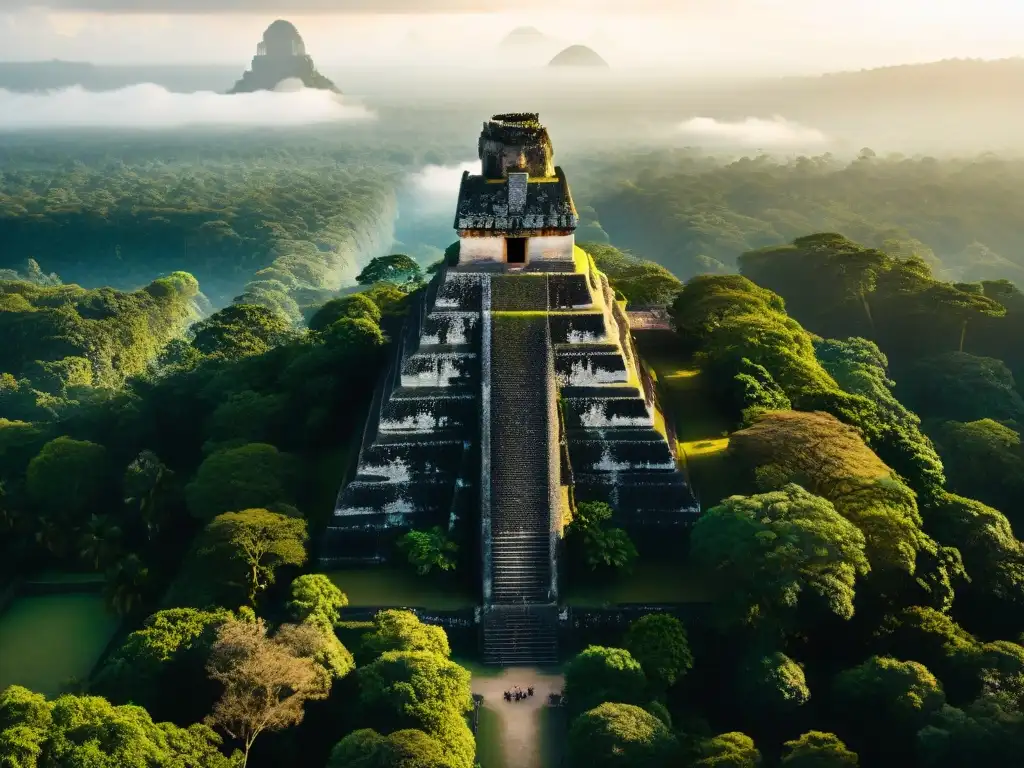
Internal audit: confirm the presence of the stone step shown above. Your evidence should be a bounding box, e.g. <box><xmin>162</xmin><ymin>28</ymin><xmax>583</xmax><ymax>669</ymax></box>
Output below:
<box><xmin>569</xmin><ymin>440</ymin><xmax>676</xmax><ymax>473</ymax></box>
<box><xmin>554</xmin><ymin>342</ymin><xmax>620</xmax><ymax>354</ymax></box>
<box><xmin>560</xmin><ymin>384</ymin><xmax>646</xmax><ymax>400</ymax></box>
<box><xmin>401</xmin><ymin>351</ymin><xmax>478</xmax><ymax>388</ymax></box>
<box><xmin>379</xmin><ymin>395</ymin><xmax>478</xmax><ymax>434</ymax></box>
<box><xmin>388</xmin><ymin>385</ymin><xmax>476</xmax><ymax>401</ymax></box>
<box><xmin>482</xmin><ymin>605</ymin><xmax>559</xmax><ymax>666</ymax></box>
<box><xmin>549</xmin><ymin>313</ymin><xmax>608</xmax><ymax>344</ymax></box>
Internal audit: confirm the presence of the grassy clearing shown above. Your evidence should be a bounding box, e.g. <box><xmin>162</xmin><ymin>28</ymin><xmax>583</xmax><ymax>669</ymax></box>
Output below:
<box><xmin>456</xmin><ymin>657</ymin><xmax>506</xmax><ymax>680</ymax></box>
<box><xmin>538</xmin><ymin>704</ymin><xmax>568</xmax><ymax>768</ymax></box>
<box><xmin>326</xmin><ymin>568</ymin><xmax>476</xmax><ymax>610</ymax></box>
<box><xmin>475</xmin><ymin>705</ymin><xmax>507</xmax><ymax>768</ymax></box>
<box><xmin>0</xmin><ymin>593</ymin><xmax>118</xmax><ymax>697</ymax></box>
<box><xmin>637</xmin><ymin>340</ymin><xmax>742</xmax><ymax>510</ymax></box>
<box><xmin>564</xmin><ymin>561</ymin><xmax>714</xmax><ymax>607</ymax></box>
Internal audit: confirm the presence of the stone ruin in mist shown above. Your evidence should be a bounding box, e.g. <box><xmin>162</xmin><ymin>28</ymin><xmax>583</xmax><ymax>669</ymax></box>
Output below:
<box><xmin>320</xmin><ymin>113</ymin><xmax>699</xmax><ymax>664</ymax></box>
<box><xmin>229</xmin><ymin>20</ymin><xmax>338</xmax><ymax>94</ymax></box>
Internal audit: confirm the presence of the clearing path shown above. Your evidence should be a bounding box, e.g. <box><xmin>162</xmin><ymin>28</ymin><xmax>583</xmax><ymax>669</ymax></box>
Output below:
<box><xmin>472</xmin><ymin>666</ymin><xmax>566</xmax><ymax>768</ymax></box>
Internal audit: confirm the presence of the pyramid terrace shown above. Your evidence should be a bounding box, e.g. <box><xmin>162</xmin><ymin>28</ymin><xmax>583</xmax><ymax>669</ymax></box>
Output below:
<box><xmin>320</xmin><ymin>113</ymin><xmax>700</xmax><ymax>664</ymax></box>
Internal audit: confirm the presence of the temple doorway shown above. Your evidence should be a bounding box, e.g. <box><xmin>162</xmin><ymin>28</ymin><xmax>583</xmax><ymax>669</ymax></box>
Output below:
<box><xmin>506</xmin><ymin>237</ymin><xmax>527</xmax><ymax>264</ymax></box>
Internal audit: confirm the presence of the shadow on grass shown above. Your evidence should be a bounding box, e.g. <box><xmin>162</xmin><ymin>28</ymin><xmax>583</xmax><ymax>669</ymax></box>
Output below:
<box><xmin>476</xmin><ymin>705</ymin><xmax>507</xmax><ymax>768</ymax></box>
<box><xmin>326</xmin><ymin>568</ymin><xmax>476</xmax><ymax>610</ymax></box>
<box><xmin>538</xmin><ymin>704</ymin><xmax>568</xmax><ymax>768</ymax></box>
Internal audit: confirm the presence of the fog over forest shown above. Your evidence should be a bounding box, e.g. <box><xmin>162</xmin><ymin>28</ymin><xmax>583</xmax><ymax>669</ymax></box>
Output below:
<box><xmin>7</xmin><ymin>7</ymin><xmax>1024</xmax><ymax>768</ymax></box>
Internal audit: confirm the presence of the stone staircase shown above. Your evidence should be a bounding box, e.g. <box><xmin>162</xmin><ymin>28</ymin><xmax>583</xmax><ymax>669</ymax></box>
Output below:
<box><xmin>482</xmin><ymin>604</ymin><xmax>559</xmax><ymax>666</ymax></box>
<box><xmin>484</xmin><ymin>310</ymin><xmax>559</xmax><ymax>664</ymax></box>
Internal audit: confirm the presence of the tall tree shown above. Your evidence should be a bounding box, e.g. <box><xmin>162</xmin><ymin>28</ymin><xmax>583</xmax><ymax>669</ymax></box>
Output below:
<box><xmin>185</xmin><ymin>443</ymin><xmax>297</xmax><ymax>522</ymax></box>
<box><xmin>287</xmin><ymin>574</ymin><xmax>349</xmax><ymax>628</ymax></box>
<box><xmin>690</xmin><ymin>485</ymin><xmax>868</xmax><ymax>630</ymax></box>
<box><xmin>780</xmin><ymin>731</ymin><xmax>859</xmax><ymax>767</ymax></box>
<box><xmin>564</xmin><ymin>646</ymin><xmax>649</xmax><ymax>717</ymax></box>
<box><xmin>199</xmin><ymin>508</ymin><xmax>308</xmax><ymax>604</ymax></box>
<box><xmin>624</xmin><ymin>614</ymin><xmax>694</xmax><ymax>691</ymax></box>
<box><xmin>205</xmin><ymin>617</ymin><xmax>331</xmax><ymax>768</ymax></box>
<box><xmin>356</xmin><ymin>254</ymin><xmax>422</xmax><ymax>286</ymax></box>
<box><xmin>568</xmin><ymin>702</ymin><xmax>679</xmax><ymax>768</ymax></box>
<box><xmin>360</xmin><ymin>610</ymin><xmax>450</xmax><ymax>660</ymax></box>
<box><xmin>0</xmin><ymin>685</ymin><xmax>235</xmax><ymax>768</ymax></box>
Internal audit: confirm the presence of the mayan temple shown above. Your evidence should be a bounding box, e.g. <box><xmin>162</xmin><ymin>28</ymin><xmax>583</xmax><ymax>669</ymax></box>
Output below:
<box><xmin>229</xmin><ymin>20</ymin><xmax>338</xmax><ymax>94</ymax></box>
<box><xmin>321</xmin><ymin>113</ymin><xmax>699</xmax><ymax>664</ymax></box>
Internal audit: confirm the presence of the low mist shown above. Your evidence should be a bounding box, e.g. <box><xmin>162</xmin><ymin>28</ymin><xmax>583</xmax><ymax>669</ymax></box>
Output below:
<box><xmin>408</xmin><ymin>161</ymin><xmax>478</xmax><ymax>208</ymax></box>
<box><xmin>677</xmin><ymin>116</ymin><xmax>830</xmax><ymax>149</ymax></box>
<box><xmin>0</xmin><ymin>83</ymin><xmax>374</xmax><ymax>130</ymax></box>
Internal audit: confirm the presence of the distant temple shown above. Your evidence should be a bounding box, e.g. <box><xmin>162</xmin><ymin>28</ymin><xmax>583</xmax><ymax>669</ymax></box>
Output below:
<box><xmin>320</xmin><ymin>114</ymin><xmax>699</xmax><ymax>665</ymax></box>
<box><xmin>229</xmin><ymin>20</ymin><xmax>338</xmax><ymax>94</ymax></box>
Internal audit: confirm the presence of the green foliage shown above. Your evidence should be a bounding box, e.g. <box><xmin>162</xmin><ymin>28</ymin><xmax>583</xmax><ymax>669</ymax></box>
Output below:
<box><xmin>321</xmin><ymin>317</ymin><xmax>388</xmax><ymax>356</ymax></box>
<box><xmin>92</xmin><ymin>607</ymin><xmax>231</xmax><ymax>716</ymax></box>
<box><xmin>185</xmin><ymin>443</ymin><xmax>297</xmax><ymax>521</ymax></box>
<box><xmin>567</xmin><ymin>501</ymin><xmax>638</xmax><ymax>572</ymax></box>
<box><xmin>623</xmin><ymin>614</ymin><xmax>694</xmax><ymax>690</ymax></box>
<box><xmin>815</xmin><ymin>337</ymin><xmax>946</xmax><ymax>500</ymax></box>
<box><xmin>191</xmin><ymin>304</ymin><xmax>294</xmax><ymax>360</ymax></box>
<box><xmin>876</xmin><ymin>607</ymin><xmax>979</xmax><ymax>695</ymax></box>
<box><xmin>397</xmin><ymin>527</ymin><xmax>458</xmax><ymax>576</ymax></box>
<box><xmin>273</xmin><ymin>621</ymin><xmax>356</xmax><ymax>682</ymax></box>
<box><xmin>691</xmin><ymin>732</ymin><xmax>762</xmax><ymax>768</ymax></box>
<box><xmin>739</xmin><ymin>652</ymin><xmax>811</xmax><ymax>715</ymax></box>
<box><xmin>0</xmin><ymin>275</ymin><xmax>199</xmax><ymax>406</ymax></box>
<box><xmin>360</xmin><ymin>609</ymin><xmax>451</xmax><ymax>660</ymax></box>
<box><xmin>739</xmin><ymin>234</ymin><xmax>1005</xmax><ymax>363</ymax></box>
<box><xmin>564</xmin><ymin>645</ymin><xmax>648</xmax><ymax>717</ymax></box>
<box><xmin>199</xmin><ymin>508</ymin><xmax>308</xmax><ymax>604</ymax></box>
<box><xmin>356</xmin><ymin>254</ymin><xmax>422</xmax><ymax>286</ymax></box>
<box><xmin>356</xmin><ymin>650</ymin><xmax>474</xmax><ymax>768</ymax></box>
<box><xmin>0</xmin><ymin>157</ymin><xmax>396</xmax><ymax>307</ymax></box>
<box><xmin>923</xmin><ymin>492</ymin><xmax>1024</xmax><ymax>612</ymax></box>
<box><xmin>205</xmin><ymin>390</ymin><xmax>290</xmax><ymax>447</ymax></box>
<box><xmin>735</xmin><ymin>358</ymin><xmax>792</xmax><ymax>425</ymax></box>
<box><xmin>568</xmin><ymin>702</ymin><xmax>679</xmax><ymax>768</ymax></box>
<box><xmin>287</xmin><ymin>574</ymin><xmax>349</xmax><ymax>628</ymax></box>
<box><xmin>691</xmin><ymin>484</ymin><xmax>868</xmax><ymax>629</ymax></box>
<box><xmin>903</xmin><ymin>352</ymin><xmax>1024</xmax><ymax>424</ymax></box>
<box><xmin>0</xmin><ymin>685</ymin><xmax>234</xmax><ymax>768</ymax></box>
<box><xmin>918</xmin><ymin>693</ymin><xmax>1024</xmax><ymax>768</ymax></box>
<box><xmin>327</xmin><ymin>728</ymin><xmax>458</xmax><ymax>768</ymax></box>
<box><xmin>122</xmin><ymin>450</ymin><xmax>175</xmax><ymax>544</ymax></box>
<box><xmin>308</xmin><ymin>293</ymin><xmax>382</xmax><ymax>332</ymax></box>
<box><xmin>582</xmin><ymin>243</ymin><xmax>683</xmax><ymax>306</ymax></box>
<box><xmin>780</xmin><ymin>731</ymin><xmax>859</xmax><ymax>767</ymax></box>
<box><xmin>834</xmin><ymin>656</ymin><xmax>946</xmax><ymax>737</ymax></box>
<box><xmin>26</xmin><ymin>436</ymin><xmax>107</xmax><ymax>519</ymax></box>
<box><xmin>670</xmin><ymin>274</ymin><xmax>836</xmax><ymax>403</ymax></box>
<box><xmin>928</xmin><ymin>419</ymin><xmax>1024</xmax><ymax>528</ymax></box>
<box><xmin>731</xmin><ymin>410</ymin><xmax>957</xmax><ymax>602</ymax></box>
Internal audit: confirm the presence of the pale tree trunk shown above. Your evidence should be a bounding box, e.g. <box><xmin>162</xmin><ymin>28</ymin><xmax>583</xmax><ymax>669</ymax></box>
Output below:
<box><xmin>859</xmin><ymin>289</ymin><xmax>875</xmax><ymax>330</ymax></box>
<box><xmin>959</xmin><ymin>321</ymin><xmax>968</xmax><ymax>353</ymax></box>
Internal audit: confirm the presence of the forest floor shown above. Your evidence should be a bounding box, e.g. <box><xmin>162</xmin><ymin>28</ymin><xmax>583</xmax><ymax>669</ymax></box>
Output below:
<box><xmin>472</xmin><ymin>667</ymin><xmax>566</xmax><ymax>768</ymax></box>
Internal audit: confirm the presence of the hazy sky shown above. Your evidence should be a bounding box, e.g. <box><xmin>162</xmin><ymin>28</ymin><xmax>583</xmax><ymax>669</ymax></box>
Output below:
<box><xmin>2</xmin><ymin>0</ymin><xmax>1023</xmax><ymax>73</ymax></box>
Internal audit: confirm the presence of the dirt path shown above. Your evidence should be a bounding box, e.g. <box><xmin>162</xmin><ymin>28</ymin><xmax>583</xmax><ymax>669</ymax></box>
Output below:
<box><xmin>472</xmin><ymin>667</ymin><xmax>565</xmax><ymax>768</ymax></box>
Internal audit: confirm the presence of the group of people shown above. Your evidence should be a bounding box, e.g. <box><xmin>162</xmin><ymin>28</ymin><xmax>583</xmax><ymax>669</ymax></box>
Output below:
<box><xmin>503</xmin><ymin>686</ymin><xmax>534</xmax><ymax>702</ymax></box>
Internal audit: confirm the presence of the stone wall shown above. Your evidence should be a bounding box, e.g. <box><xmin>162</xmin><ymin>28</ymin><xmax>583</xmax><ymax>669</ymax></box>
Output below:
<box><xmin>458</xmin><ymin>236</ymin><xmax>505</xmax><ymax>264</ymax></box>
<box><xmin>527</xmin><ymin>234</ymin><xmax>575</xmax><ymax>262</ymax></box>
